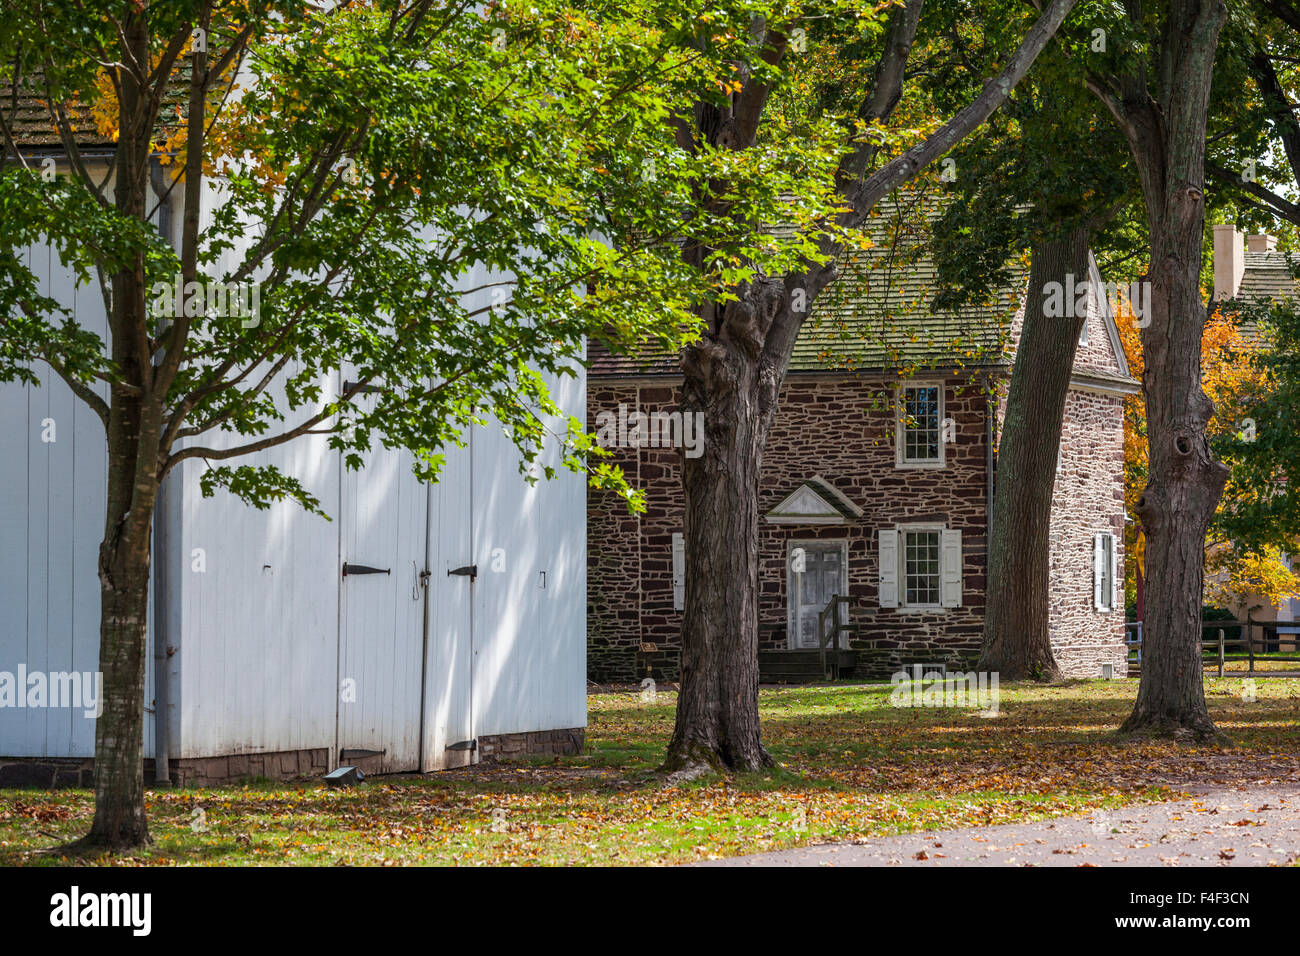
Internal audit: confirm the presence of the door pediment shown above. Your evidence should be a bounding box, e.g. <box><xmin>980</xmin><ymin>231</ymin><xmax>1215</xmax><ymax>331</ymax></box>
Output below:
<box><xmin>766</xmin><ymin>477</ymin><xmax>861</xmax><ymax>525</ymax></box>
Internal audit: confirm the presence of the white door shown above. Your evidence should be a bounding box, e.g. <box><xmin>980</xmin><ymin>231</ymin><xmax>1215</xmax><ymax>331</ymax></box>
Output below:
<box><xmin>790</xmin><ymin>544</ymin><xmax>845</xmax><ymax>649</ymax></box>
<box><xmin>421</xmin><ymin>439</ymin><xmax>476</xmax><ymax>769</ymax></box>
<box><xmin>337</xmin><ymin>444</ymin><xmax>429</xmax><ymax>773</ymax></box>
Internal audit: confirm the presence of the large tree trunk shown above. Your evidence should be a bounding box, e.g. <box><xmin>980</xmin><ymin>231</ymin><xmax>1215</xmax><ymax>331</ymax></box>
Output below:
<box><xmin>978</xmin><ymin>226</ymin><xmax>1089</xmax><ymax>680</ymax></box>
<box><xmin>1093</xmin><ymin>0</ymin><xmax>1229</xmax><ymax>740</ymax></box>
<box><xmin>1122</xmin><ymin>237</ymin><xmax>1228</xmax><ymax>739</ymax></box>
<box><xmin>663</xmin><ymin>288</ymin><xmax>788</xmax><ymax>775</ymax></box>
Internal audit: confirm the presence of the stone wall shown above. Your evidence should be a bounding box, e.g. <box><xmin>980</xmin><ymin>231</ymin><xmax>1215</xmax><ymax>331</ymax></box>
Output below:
<box><xmin>0</xmin><ymin>748</ymin><xmax>330</xmax><ymax>789</ymax></box>
<box><xmin>588</xmin><ymin>374</ymin><xmax>994</xmax><ymax>682</ymax></box>
<box><xmin>477</xmin><ymin>727</ymin><xmax>586</xmax><ymax>762</ymax></box>
<box><xmin>587</xmin><ymin>372</ymin><xmax>1130</xmax><ymax>683</ymax></box>
<box><xmin>1048</xmin><ymin>387</ymin><xmax>1129</xmax><ymax>677</ymax></box>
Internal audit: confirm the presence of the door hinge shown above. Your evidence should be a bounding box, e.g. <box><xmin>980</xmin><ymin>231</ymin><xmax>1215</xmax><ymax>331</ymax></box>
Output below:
<box><xmin>343</xmin><ymin>562</ymin><xmax>391</xmax><ymax>577</ymax></box>
<box><xmin>447</xmin><ymin>564</ymin><xmax>478</xmax><ymax>580</ymax></box>
<box><xmin>445</xmin><ymin>739</ymin><xmax>477</xmax><ymax>752</ymax></box>
<box><xmin>342</xmin><ymin>379</ymin><xmax>385</xmax><ymax>394</ymax></box>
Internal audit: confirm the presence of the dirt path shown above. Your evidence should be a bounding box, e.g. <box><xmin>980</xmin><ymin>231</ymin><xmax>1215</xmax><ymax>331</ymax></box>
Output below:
<box><xmin>697</xmin><ymin>785</ymin><xmax>1300</xmax><ymax>866</ymax></box>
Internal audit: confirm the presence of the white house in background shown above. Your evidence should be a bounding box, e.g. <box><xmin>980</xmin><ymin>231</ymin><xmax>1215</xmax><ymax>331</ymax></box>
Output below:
<box><xmin>0</xmin><ymin>154</ymin><xmax>586</xmax><ymax>788</ymax></box>
<box><xmin>1210</xmin><ymin>225</ymin><xmax>1300</xmax><ymax>644</ymax></box>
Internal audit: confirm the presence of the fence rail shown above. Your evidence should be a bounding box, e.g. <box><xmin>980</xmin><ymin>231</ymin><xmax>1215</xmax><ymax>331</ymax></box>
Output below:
<box><xmin>1126</xmin><ymin>618</ymin><xmax>1300</xmax><ymax>676</ymax></box>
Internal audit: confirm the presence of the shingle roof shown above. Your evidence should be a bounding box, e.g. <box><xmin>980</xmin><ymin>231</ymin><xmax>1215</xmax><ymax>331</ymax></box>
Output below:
<box><xmin>591</xmin><ymin>202</ymin><xmax>1023</xmax><ymax>379</ymax></box>
<box><xmin>0</xmin><ymin>73</ymin><xmax>114</xmax><ymax>150</ymax></box>
<box><xmin>1237</xmin><ymin>251</ymin><xmax>1300</xmax><ymax>302</ymax></box>
<box><xmin>1</xmin><ymin>68</ymin><xmax>193</xmax><ymax>153</ymax></box>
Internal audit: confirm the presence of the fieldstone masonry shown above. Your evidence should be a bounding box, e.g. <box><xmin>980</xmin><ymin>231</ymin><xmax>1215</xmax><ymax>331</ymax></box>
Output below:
<box><xmin>587</xmin><ymin>296</ymin><xmax>1133</xmax><ymax>682</ymax></box>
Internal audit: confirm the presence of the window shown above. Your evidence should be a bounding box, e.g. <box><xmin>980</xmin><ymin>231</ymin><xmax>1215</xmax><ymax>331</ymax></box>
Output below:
<box><xmin>897</xmin><ymin>383</ymin><xmax>944</xmax><ymax>467</ymax></box>
<box><xmin>1094</xmin><ymin>532</ymin><xmax>1117</xmax><ymax>612</ymax></box>
<box><xmin>879</xmin><ymin>526</ymin><xmax>962</xmax><ymax>609</ymax></box>
<box><xmin>903</xmin><ymin>530</ymin><xmax>941</xmax><ymax>606</ymax></box>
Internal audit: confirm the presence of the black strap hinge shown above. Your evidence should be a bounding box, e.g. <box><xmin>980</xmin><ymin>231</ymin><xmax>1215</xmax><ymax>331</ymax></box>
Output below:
<box><xmin>447</xmin><ymin>564</ymin><xmax>477</xmax><ymax>580</ymax></box>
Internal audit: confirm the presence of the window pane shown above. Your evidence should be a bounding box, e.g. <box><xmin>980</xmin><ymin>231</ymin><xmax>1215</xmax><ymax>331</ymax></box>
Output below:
<box><xmin>903</xmin><ymin>386</ymin><xmax>940</xmax><ymax>461</ymax></box>
<box><xmin>904</xmin><ymin>530</ymin><xmax>941</xmax><ymax>606</ymax></box>
<box><xmin>1101</xmin><ymin>535</ymin><xmax>1113</xmax><ymax>608</ymax></box>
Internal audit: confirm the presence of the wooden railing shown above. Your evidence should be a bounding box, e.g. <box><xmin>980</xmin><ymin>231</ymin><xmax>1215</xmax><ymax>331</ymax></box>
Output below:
<box><xmin>817</xmin><ymin>595</ymin><xmax>853</xmax><ymax>680</ymax></box>
<box><xmin>1126</xmin><ymin>616</ymin><xmax>1300</xmax><ymax>676</ymax></box>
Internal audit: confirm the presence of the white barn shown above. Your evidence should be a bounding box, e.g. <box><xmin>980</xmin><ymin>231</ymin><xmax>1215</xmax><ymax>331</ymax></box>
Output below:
<box><xmin>0</xmin><ymin>157</ymin><xmax>588</xmax><ymax>787</ymax></box>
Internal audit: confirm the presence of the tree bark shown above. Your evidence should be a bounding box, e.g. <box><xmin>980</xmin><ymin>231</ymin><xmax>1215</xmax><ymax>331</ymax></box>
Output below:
<box><xmin>663</xmin><ymin>282</ymin><xmax>792</xmax><ymax>774</ymax></box>
<box><xmin>978</xmin><ymin>226</ymin><xmax>1090</xmax><ymax>681</ymax></box>
<box><xmin>83</xmin><ymin>518</ymin><xmax>155</xmax><ymax>848</ymax></box>
<box><xmin>1090</xmin><ymin>0</ymin><xmax>1230</xmax><ymax>740</ymax></box>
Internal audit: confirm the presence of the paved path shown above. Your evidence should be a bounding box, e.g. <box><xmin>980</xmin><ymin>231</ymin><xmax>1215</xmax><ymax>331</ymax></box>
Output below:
<box><xmin>698</xmin><ymin>786</ymin><xmax>1300</xmax><ymax>866</ymax></box>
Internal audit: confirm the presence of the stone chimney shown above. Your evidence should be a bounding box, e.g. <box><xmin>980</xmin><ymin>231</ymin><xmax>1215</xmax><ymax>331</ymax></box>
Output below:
<box><xmin>1213</xmin><ymin>224</ymin><xmax>1244</xmax><ymax>301</ymax></box>
<box><xmin>1247</xmin><ymin>233</ymin><xmax>1277</xmax><ymax>253</ymax></box>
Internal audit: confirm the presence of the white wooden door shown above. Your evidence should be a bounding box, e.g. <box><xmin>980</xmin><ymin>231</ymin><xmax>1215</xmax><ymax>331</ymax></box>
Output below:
<box><xmin>421</xmin><ymin>438</ymin><xmax>475</xmax><ymax>769</ymax></box>
<box><xmin>790</xmin><ymin>544</ymin><xmax>844</xmax><ymax>649</ymax></box>
<box><xmin>337</xmin><ymin>443</ymin><xmax>429</xmax><ymax>773</ymax></box>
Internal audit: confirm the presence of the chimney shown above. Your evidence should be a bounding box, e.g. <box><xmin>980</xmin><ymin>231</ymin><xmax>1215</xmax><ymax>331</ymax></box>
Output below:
<box><xmin>1213</xmin><ymin>224</ymin><xmax>1244</xmax><ymax>301</ymax></box>
<box><xmin>1247</xmin><ymin>233</ymin><xmax>1277</xmax><ymax>253</ymax></box>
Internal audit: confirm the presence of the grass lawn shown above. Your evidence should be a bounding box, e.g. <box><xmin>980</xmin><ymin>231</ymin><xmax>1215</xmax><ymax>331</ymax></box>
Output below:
<box><xmin>2</xmin><ymin>676</ymin><xmax>1298</xmax><ymax>866</ymax></box>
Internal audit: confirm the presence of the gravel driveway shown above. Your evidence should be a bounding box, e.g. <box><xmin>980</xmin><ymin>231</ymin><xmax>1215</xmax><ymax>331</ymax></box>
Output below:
<box><xmin>697</xmin><ymin>785</ymin><xmax>1300</xmax><ymax>866</ymax></box>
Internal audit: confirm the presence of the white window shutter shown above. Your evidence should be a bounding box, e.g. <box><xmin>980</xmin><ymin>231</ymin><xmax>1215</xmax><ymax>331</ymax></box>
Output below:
<box><xmin>672</xmin><ymin>532</ymin><xmax>685</xmax><ymax>611</ymax></box>
<box><xmin>1109</xmin><ymin>533</ymin><xmax>1119</xmax><ymax>612</ymax></box>
<box><xmin>878</xmin><ymin>529</ymin><xmax>898</xmax><ymax>608</ymax></box>
<box><xmin>940</xmin><ymin>528</ymin><xmax>962</xmax><ymax>608</ymax></box>
<box><xmin>1093</xmin><ymin>533</ymin><xmax>1105</xmax><ymax>610</ymax></box>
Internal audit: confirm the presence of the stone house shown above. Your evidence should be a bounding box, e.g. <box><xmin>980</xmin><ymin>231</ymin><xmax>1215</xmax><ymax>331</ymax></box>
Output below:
<box><xmin>587</xmin><ymin>227</ymin><xmax>1139</xmax><ymax>683</ymax></box>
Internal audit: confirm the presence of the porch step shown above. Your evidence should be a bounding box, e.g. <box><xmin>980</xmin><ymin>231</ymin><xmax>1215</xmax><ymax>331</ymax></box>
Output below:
<box><xmin>758</xmin><ymin>649</ymin><xmax>857</xmax><ymax>684</ymax></box>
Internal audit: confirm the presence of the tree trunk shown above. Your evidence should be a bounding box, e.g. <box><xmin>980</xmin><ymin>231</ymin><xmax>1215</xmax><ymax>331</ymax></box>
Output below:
<box><xmin>662</xmin><ymin>289</ymin><xmax>787</xmax><ymax>775</ymax></box>
<box><xmin>83</xmin><ymin>530</ymin><xmax>154</xmax><ymax>848</ymax></box>
<box><xmin>65</xmin><ymin>7</ymin><xmax>167</xmax><ymax>849</ymax></box>
<box><xmin>1096</xmin><ymin>0</ymin><xmax>1229</xmax><ymax>740</ymax></box>
<box><xmin>1121</xmin><ymin>238</ymin><xmax>1228</xmax><ymax>740</ymax></box>
<box><xmin>978</xmin><ymin>226</ymin><xmax>1089</xmax><ymax>681</ymax></box>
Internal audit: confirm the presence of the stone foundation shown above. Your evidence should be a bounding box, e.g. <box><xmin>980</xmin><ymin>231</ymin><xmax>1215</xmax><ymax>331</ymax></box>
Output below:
<box><xmin>0</xmin><ymin>748</ymin><xmax>330</xmax><ymax>789</ymax></box>
<box><xmin>477</xmin><ymin>727</ymin><xmax>585</xmax><ymax>762</ymax></box>
<box><xmin>167</xmin><ymin>748</ymin><xmax>330</xmax><ymax>787</ymax></box>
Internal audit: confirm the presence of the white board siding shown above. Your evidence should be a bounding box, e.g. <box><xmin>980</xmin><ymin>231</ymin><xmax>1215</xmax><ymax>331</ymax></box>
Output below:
<box><xmin>0</xmin><ymin>237</ymin><xmax>148</xmax><ymax>759</ymax></box>
<box><xmin>175</xmin><ymin>392</ymin><xmax>341</xmax><ymax>759</ymax></box>
<box><xmin>3</xmin><ymin>184</ymin><xmax>588</xmax><ymax>767</ymax></box>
